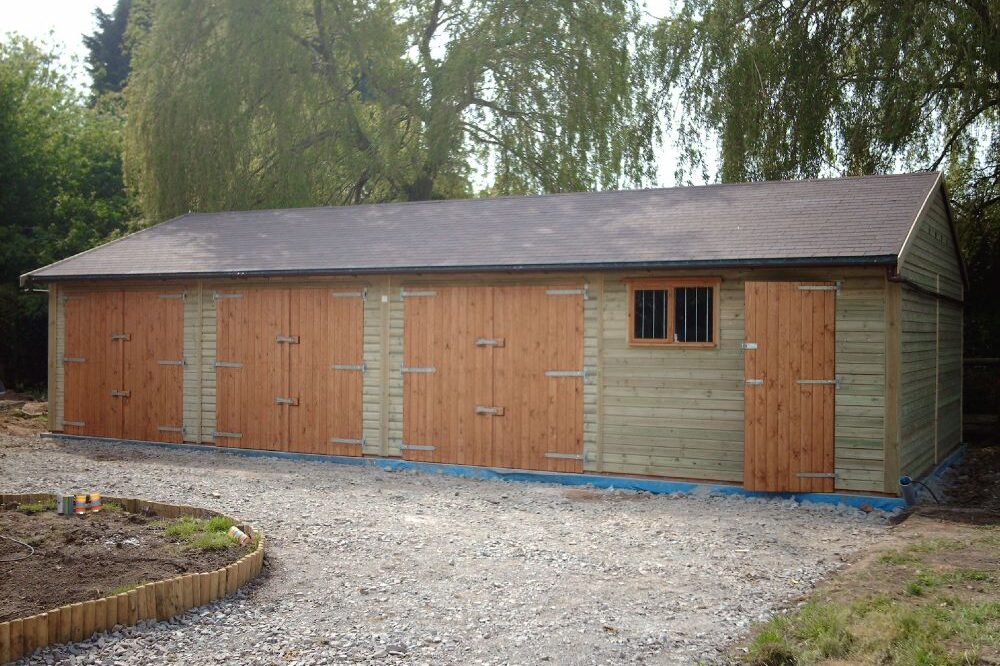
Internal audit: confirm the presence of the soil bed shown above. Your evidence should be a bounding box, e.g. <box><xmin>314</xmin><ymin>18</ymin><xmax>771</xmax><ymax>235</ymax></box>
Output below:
<box><xmin>0</xmin><ymin>503</ymin><xmax>250</xmax><ymax>622</ymax></box>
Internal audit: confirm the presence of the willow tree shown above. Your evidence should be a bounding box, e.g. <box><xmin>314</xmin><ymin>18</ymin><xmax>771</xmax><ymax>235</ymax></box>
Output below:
<box><xmin>124</xmin><ymin>0</ymin><xmax>657</xmax><ymax>221</ymax></box>
<box><xmin>656</xmin><ymin>0</ymin><xmax>1000</xmax><ymax>354</ymax></box>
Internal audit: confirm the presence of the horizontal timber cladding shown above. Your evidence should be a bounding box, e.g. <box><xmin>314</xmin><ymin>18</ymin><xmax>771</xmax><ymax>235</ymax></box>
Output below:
<box><xmin>213</xmin><ymin>285</ymin><xmax>365</xmax><ymax>454</ymax></box>
<box><xmin>51</xmin><ymin>267</ymin><xmax>886</xmax><ymax>492</ymax></box>
<box><xmin>898</xmin><ymin>186</ymin><xmax>964</xmax><ymax>301</ymax></box>
<box><xmin>61</xmin><ymin>288</ymin><xmax>184</xmax><ymax>442</ymax></box>
<box><xmin>597</xmin><ymin>267</ymin><xmax>887</xmax><ymax>492</ymax></box>
<box><xmin>898</xmin><ymin>285</ymin><xmax>963</xmax><ymax>479</ymax></box>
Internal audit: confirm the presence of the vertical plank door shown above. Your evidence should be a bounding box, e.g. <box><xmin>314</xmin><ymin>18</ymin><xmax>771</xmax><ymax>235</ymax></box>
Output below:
<box><xmin>62</xmin><ymin>291</ymin><xmax>124</xmax><ymax>438</ymax></box>
<box><xmin>214</xmin><ymin>288</ymin><xmax>287</xmax><ymax>451</ymax></box>
<box><xmin>744</xmin><ymin>281</ymin><xmax>836</xmax><ymax>492</ymax></box>
<box><xmin>401</xmin><ymin>286</ymin><xmax>493</xmax><ymax>465</ymax></box>
<box><xmin>287</xmin><ymin>287</ymin><xmax>365</xmax><ymax>455</ymax></box>
<box><xmin>493</xmin><ymin>285</ymin><xmax>585</xmax><ymax>472</ymax></box>
<box><xmin>122</xmin><ymin>291</ymin><xmax>185</xmax><ymax>443</ymax></box>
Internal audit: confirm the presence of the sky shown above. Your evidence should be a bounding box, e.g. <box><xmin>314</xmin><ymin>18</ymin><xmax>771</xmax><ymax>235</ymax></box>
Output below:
<box><xmin>1</xmin><ymin>0</ymin><xmax>705</xmax><ymax>187</ymax></box>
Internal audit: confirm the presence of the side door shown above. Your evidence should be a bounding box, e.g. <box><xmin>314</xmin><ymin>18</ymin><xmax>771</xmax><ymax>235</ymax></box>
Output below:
<box><xmin>744</xmin><ymin>281</ymin><xmax>836</xmax><ymax>492</ymax></box>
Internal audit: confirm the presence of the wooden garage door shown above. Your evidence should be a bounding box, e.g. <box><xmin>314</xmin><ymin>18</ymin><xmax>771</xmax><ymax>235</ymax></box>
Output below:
<box><xmin>63</xmin><ymin>289</ymin><xmax>184</xmax><ymax>442</ymax></box>
<box><xmin>493</xmin><ymin>286</ymin><xmax>584</xmax><ymax>472</ymax></box>
<box><xmin>402</xmin><ymin>285</ymin><xmax>584</xmax><ymax>471</ymax></box>
<box><xmin>744</xmin><ymin>281</ymin><xmax>836</xmax><ymax>492</ymax></box>
<box><xmin>63</xmin><ymin>291</ymin><xmax>124</xmax><ymax>439</ymax></box>
<box><xmin>215</xmin><ymin>286</ymin><xmax>365</xmax><ymax>454</ymax></box>
<box><xmin>288</xmin><ymin>288</ymin><xmax>365</xmax><ymax>455</ymax></box>
<box><xmin>122</xmin><ymin>292</ymin><xmax>185</xmax><ymax>443</ymax></box>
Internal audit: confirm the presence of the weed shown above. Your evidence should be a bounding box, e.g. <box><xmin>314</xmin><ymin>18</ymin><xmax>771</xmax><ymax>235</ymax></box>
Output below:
<box><xmin>206</xmin><ymin>515</ymin><xmax>235</xmax><ymax>533</ymax></box>
<box><xmin>189</xmin><ymin>531</ymin><xmax>232</xmax><ymax>551</ymax></box>
<box><xmin>164</xmin><ymin>516</ymin><xmax>201</xmax><ymax>538</ymax></box>
<box><xmin>102</xmin><ymin>502</ymin><xmax>124</xmax><ymax>513</ymax></box>
<box><xmin>880</xmin><ymin>549</ymin><xmax>918</xmax><ymax>565</ymax></box>
<box><xmin>908</xmin><ymin>538</ymin><xmax>967</xmax><ymax>554</ymax></box>
<box><xmin>17</xmin><ymin>499</ymin><xmax>56</xmax><ymax>515</ymax></box>
<box><xmin>107</xmin><ymin>581</ymin><xmax>143</xmax><ymax>596</ymax></box>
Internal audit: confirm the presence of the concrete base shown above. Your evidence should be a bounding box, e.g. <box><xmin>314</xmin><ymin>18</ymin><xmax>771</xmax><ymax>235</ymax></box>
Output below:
<box><xmin>41</xmin><ymin>432</ymin><xmax>909</xmax><ymax>512</ymax></box>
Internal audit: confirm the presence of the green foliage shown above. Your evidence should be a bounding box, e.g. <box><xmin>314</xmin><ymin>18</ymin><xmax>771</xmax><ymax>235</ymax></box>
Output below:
<box><xmin>83</xmin><ymin>0</ymin><xmax>133</xmax><ymax>98</ymax></box>
<box><xmin>0</xmin><ymin>36</ymin><xmax>133</xmax><ymax>387</ymax></box>
<box><xmin>124</xmin><ymin>0</ymin><xmax>659</xmax><ymax>222</ymax></box>
<box><xmin>163</xmin><ymin>515</ymin><xmax>241</xmax><ymax>551</ymax></box>
<box><xmin>16</xmin><ymin>498</ymin><xmax>56</xmax><ymax>514</ymax></box>
<box><xmin>655</xmin><ymin>0</ymin><xmax>1000</xmax><ymax>355</ymax></box>
<box><xmin>107</xmin><ymin>581</ymin><xmax>143</xmax><ymax>596</ymax></box>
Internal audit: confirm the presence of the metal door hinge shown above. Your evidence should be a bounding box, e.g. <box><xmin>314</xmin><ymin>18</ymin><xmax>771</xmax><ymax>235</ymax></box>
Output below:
<box><xmin>332</xmin><ymin>289</ymin><xmax>367</xmax><ymax>300</ymax></box>
<box><xmin>332</xmin><ymin>362</ymin><xmax>367</xmax><ymax>372</ymax></box>
<box><xmin>745</xmin><ymin>378</ymin><xmax>764</xmax><ymax>385</ymax></box>
<box><xmin>475</xmin><ymin>405</ymin><xmax>505</xmax><ymax>416</ymax></box>
<box><xmin>546</xmin><ymin>286</ymin><xmax>588</xmax><ymax>299</ymax></box>
<box><xmin>401</xmin><ymin>365</ymin><xmax>436</xmax><ymax>374</ymax></box>
<box><xmin>63</xmin><ymin>420</ymin><xmax>85</xmax><ymax>427</ymax></box>
<box><xmin>215</xmin><ymin>360</ymin><xmax>243</xmax><ymax>368</ymax></box>
<box><xmin>157</xmin><ymin>359</ymin><xmax>186</xmax><ymax>366</ymax></box>
<box><xmin>740</xmin><ymin>342</ymin><xmax>758</xmax><ymax>350</ymax></box>
<box><xmin>111</xmin><ymin>390</ymin><xmax>130</xmax><ymax>397</ymax></box>
<box><xmin>274</xmin><ymin>396</ymin><xmax>299</xmax><ymax>406</ymax></box>
<box><xmin>62</xmin><ymin>357</ymin><xmax>86</xmax><ymax>364</ymax></box>
<box><xmin>213</xmin><ymin>291</ymin><xmax>243</xmax><ymax>301</ymax></box>
<box><xmin>157</xmin><ymin>425</ymin><xmax>185</xmax><ymax>433</ymax></box>
<box><xmin>797</xmin><ymin>378</ymin><xmax>840</xmax><ymax>389</ymax></box>
<box><xmin>275</xmin><ymin>335</ymin><xmax>300</xmax><ymax>344</ymax></box>
<box><xmin>400</xmin><ymin>289</ymin><xmax>436</xmax><ymax>299</ymax></box>
<box><xmin>111</xmin><ymin>333</ymin><xmax>131</xmax><ymax>341</ymax></box>
<box><xmin>544</xmin><ymin>452</ymin><xmax>584</xmax><ymax>460</ymax></box>
<box><xmin>475</xmin><ymin>337</ymin><xmax>505</xmax><ymax>347</ymax></box>
<box><xmin>798</xmin><ymin>282</ymin><xmax>841</xmax><ymax>295</ymax></box>
<box><xmin>330</xmin><ymin>437</ymin><xmax>365</xmax><ymax>446</ymax></box>
<box><xmin>545</xmin><ymin>369</ymin><xmax>591</xmax><ymax>382</ymax></box>
<box><xmin>401</xmin><ymin>443</ymin><xmax>436</xmax><ymax>451</ymax></box>
<box><xmin>158</xmin><ymin>293</ymin><xmax>186</xmax><ymax>300</ymax></box>
<box><xmin>795</xmin><ymin>472</ymin><xmax>837</xmax><ymax>479</ymax></box>
<box><xmin>213</xmin><ymin>431</ymin><xmax>242</xmax><ymax>439</ymax></box>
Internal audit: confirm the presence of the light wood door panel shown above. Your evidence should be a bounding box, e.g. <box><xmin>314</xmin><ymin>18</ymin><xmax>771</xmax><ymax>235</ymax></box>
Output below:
<box><xmin>122</xmin><ymin>292</ymin><xmax>185</xmax><ymax>443</ymax></box>
<box><xmin>493</xmin><ymin>286</ymin><xmax>584</xmax><ymax>472</ymax></box>
<box><xmin>402</xmin><ymin>286</ymin><xmax>493</xmax><ymax>465</ymax></box>
<box><xmin>63</xmin><ymin>291</ymin><xmax>124</xmax><ymax>439</ymax></box>
<box><xmin>744</xmin><ymin>281</ymin><xmax>836</xmax><ymax>492</ymax></box>
<box><xmin>215</xmin><ymin>288</ymin><xmax>287</xmax><ymax>450</ymax></box>
<box><xmin>288</xmin><ymin>288</ymin><xmax>365</xmax><ymax>455</ymax></box>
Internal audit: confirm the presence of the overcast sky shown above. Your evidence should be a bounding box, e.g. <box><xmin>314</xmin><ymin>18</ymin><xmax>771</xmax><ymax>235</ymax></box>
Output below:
<box><xmin>2</xmin><ymin>0</ymin><xmax>704</xmax><ymax>187</ymax></box>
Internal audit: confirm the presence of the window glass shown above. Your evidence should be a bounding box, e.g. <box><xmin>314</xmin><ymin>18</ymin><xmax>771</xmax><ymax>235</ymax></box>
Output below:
<box><xmin>633</xmin><ymin>289</ymin><xmax>668</xmax><ymax>339</ymax></box>
<box><xmin>675</xmin><ymin>286</ymin><xmax>713</xmax><ymax>343</ymax></box>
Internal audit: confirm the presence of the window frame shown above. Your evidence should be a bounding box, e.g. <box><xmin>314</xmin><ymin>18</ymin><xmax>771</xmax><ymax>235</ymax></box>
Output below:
<box><xmin>625</xmin><ymin>277</ymin><xmax>721</xmax><ymax>348</ymax></box>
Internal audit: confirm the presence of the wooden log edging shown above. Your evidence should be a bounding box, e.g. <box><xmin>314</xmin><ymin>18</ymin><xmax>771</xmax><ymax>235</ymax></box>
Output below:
<box><xmin>0</xmin><ymin>493</ymin><xmax>265</xmax><ymax>664</ymax></box>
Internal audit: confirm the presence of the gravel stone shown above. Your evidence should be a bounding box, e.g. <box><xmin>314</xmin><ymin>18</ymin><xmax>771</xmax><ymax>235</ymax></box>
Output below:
<box><xmin>1</xmin><ymin>434</ymin><xmax>892</xmax><ymax>664</ymax></box>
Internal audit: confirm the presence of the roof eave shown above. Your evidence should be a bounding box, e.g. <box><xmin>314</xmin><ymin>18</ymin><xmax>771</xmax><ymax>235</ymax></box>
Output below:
<box><xmin>21</xmin><ymin>255</ymin><xmax>899</xmax><ymax>286</ymax></box>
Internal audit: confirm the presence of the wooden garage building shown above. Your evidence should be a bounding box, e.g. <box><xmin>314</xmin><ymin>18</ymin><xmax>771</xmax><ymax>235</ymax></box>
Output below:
<box><xmin>22</xmin><ymin>172</ymin><xmax>965</xmax><ymax>496</ymax></box>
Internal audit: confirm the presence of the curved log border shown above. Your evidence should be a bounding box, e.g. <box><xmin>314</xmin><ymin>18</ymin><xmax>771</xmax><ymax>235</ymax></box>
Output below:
<box><xmin>0</xmin><ymin>493</ymin><xmax>265</xmax><ymax>664</ymax></box>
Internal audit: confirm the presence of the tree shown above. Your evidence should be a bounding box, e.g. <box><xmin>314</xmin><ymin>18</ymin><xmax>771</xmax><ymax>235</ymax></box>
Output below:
<box><xmin>124</xmin><ymin>0</ymin><xmax>659</xmax><ymax>222</ymax></box>
<box><xmin>0</xmin><ymin>36</ymin><xmax>133</xmax><ymax>388</ymax></box>
<box><xmin>83</xmin><ymin>0</ymin><xmax>133</xmax><ymax>97</ymax></box>
<box><xmin>655</xmin><ymin>0</ymin><xmax>1000</xmax><ymax>354</ymax></box>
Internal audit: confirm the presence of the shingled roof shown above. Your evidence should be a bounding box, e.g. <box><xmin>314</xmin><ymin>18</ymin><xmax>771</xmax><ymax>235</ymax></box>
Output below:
<box><xmin>22</xmin><ymin>172</ymin><xmax>945</xmax><ymax>284</ymax></box>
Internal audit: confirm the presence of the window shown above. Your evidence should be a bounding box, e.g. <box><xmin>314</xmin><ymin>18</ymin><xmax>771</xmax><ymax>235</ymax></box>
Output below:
<box><xmin>627</xmin><ymin>278</ymin><xmax>720</xmax><ymax>347</ymax></box>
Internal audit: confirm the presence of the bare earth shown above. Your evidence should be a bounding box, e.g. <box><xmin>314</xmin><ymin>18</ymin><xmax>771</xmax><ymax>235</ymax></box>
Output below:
<box><xmin>0</xmin><ymin>434</ymin><xmax>892</xmax><ymax>665</ymax></box>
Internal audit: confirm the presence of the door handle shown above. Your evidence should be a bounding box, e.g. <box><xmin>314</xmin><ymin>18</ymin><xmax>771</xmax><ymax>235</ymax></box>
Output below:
<box><xmin>111</xmin><ymin>390</ymin><xmax>130</xmax><ymax>397</ymax></box>
<box><xmin>475</xmin><ymin>337</ymin><xmax>505</xmax><ymax>347</ymax></box>
<box><xmin>274</xmin><ymin>396</ymin><xmax>299</xmax><ymax>405</ymax></box>
<box><xmin>475</xmin><ymin>405</ymin><xmax>505</xmax><ymax>416</ymax></box>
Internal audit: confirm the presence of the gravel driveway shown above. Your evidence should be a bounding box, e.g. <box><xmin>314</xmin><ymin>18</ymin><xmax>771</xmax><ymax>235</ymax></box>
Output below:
<box><xmin>1</xmin><ymin>434</ymin><xmax>891</xmax><ymax>665</ymax></box>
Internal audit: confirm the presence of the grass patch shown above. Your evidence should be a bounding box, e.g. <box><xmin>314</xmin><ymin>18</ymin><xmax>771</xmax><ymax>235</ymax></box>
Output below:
<box><xmin>161</xmin><ymin>515</ymin><xmax>241</xmax><ymax>552</ymax></box>
<box><xmin>741</xmin><ymin>532</ymin><xmax>1000</xmax><ymax>666</ymax></box>
<box><xmin>17</xmin><ymin>499</ymin><xmax>56</xmax><ymax>515</ymax></box>
<box><xmin>101</xmin><ymin>501</ymin><xmax>124</xmax><ymax>513</ymax></box>
<box><xmin>106</xmin><ymin>581</ymin><xmax>144</xmax><ymax>596</ymax></box>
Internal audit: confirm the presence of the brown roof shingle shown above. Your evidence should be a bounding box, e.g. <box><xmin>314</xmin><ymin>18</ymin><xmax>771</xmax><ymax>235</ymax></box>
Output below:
<box><xmin>23</xmin><ymin>172</ymin><xmax>942</xmax><ymax>283</ymax></box>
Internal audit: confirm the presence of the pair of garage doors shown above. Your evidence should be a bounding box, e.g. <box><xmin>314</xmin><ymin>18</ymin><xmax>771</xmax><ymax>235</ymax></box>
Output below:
<box><xmin>62</xmin><ymin>290</ymin><xmax>184</xmax><ymax>442</ymax></box>
<box><xmin>402</xmin><ymin>285</ymin><xmax>586</xmax><ymax>472</ymax></box>
<box><xmin>213</xmin><ymin>287</ymin><xmax>365</xmax><ymax>455</ymax></box>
